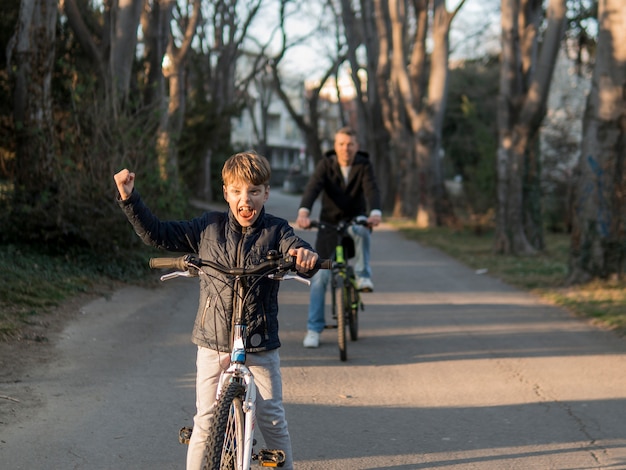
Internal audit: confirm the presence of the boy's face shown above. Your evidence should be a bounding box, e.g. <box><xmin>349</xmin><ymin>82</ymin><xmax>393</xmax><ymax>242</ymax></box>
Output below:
<box><xmin>223</xmin><ymin>179</ymin><xmax>269</xmax><ymax>227</ymax></box>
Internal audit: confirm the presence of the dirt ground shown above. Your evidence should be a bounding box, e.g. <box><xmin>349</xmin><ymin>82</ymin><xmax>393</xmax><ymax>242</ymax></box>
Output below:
<box><xmin>0</xmin><ymin>291</ymin><xmax>110</xmax><ymax>427</ymax></box>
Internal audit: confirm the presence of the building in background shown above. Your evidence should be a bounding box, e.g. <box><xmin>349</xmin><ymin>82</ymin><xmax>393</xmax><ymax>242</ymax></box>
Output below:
<box><xmin>230</xmin><ymin>59</ymin><xmax>359</xmax><ymax>192</ymax></box>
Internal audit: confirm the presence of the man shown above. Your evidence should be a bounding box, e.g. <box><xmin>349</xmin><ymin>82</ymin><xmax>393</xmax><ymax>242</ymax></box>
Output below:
<box><xmin>296</xmin><ymin>127</ymin><xmax>382</xmax><ymax>348</ymax></box>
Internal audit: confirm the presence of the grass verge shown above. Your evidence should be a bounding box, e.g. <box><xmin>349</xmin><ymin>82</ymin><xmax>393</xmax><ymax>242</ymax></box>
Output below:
<box><xmin>0</xmin><ymin>243</ymin><xmax>156</xmax><ymax>340</ymax></box>
<box><xmin>396</xmin><ymin>224</ymin><xmax>626</xmax><ymax>336</ymax></box>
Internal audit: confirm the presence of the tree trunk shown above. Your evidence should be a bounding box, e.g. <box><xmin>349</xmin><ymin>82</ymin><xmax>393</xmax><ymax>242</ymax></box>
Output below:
<box><xmin>495</xmin><ymin>0</ymin><xmax>566</xmax><ymax>254</ymax></box>
<box><xmin>387</xmin><ymin>0</ymin><xmax>464</xmax><ymax>226</ymax></box>
<box><xmin>568</xmin><ymin>0</ymin><xmax>626</xmax><ymax>283</ymax></box>
<box><xmin>11</xmin><ymin>0</ymin><xmax>58</xmax><ymax>198</ymax></box>
<box><xmin>358</xmin><ymin>0</ymin><xmax>393</xmax><ymax>212</ymax></box>
<box><xmin>61</xmin><ymin>0</ymin><xmax>143</xmax><ymax>114</ymax></box>
<box><xmin>140</xmin><ymin>0</ymin><xmax>174</xmax><ymax>108</ymax></box>
<box><xmin>156</xmin><ymin>0</ymin><xmax>201</xmax><ymax>185</ymax></box>
<box><xmin>109</xmin><ymin>0</ymin><xmax>143</xmax><ymax>110</ymax></box>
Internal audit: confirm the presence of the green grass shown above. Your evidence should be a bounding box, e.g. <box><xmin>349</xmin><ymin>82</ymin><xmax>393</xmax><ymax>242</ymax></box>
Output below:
<box><xmin>396</xmin><ymin>224</ymin><xmax>626</xmax><ymax>336</ymax></box>
<box><xmin>0</xmin><ymin>243</ymin><xmax>156</xmax><ymax>340</ymax></box>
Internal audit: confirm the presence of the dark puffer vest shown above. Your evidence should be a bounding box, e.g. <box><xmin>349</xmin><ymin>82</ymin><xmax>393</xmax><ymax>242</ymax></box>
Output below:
<box><xmin>118</xmin><ymin>190</ymin><xmax>314</xmax><ymax>352</ymax></box>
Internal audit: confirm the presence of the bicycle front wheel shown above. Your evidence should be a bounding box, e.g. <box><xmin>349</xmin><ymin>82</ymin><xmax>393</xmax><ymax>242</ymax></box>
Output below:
<box><xmin>334</xmin><ymin>277</ymin><xmax>347</xmax><ymax>361</ymax></box>
<box><xmin>204</xmin><ymin>382</ymin><xmax>246</xmax><ymax>470</ymax></box>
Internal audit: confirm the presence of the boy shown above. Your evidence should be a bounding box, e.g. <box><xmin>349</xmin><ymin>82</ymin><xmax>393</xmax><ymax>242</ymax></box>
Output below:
<box><xmin>114</xmin><ymin>152</ymin><xmax>318</xmax><ymax>470</ymax></box>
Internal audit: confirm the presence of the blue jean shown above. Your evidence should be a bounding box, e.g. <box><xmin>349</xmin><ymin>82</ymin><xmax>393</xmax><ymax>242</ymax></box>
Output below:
<box><xmin>307</xmin><ymin>224</ymin><xmax>371</xmax><ymax>333</ymax></box>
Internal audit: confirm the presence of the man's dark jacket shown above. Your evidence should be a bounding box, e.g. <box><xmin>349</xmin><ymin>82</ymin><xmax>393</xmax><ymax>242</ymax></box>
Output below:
<box><xmin>118</xmin><ymin>190</ymin><xmax>314</xmax><ymax>353</ymax></box>
<box><xmin>299</xmin><ymin>150</ymin><xmax>381</xmax><ymax>258</ymax></box>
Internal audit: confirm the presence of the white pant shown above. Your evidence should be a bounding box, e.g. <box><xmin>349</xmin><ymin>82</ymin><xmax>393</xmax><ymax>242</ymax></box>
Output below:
<box><xmin>186</xmin><ymin>347</ymin><xmax>293</xmax><ymax>470</ymax></box>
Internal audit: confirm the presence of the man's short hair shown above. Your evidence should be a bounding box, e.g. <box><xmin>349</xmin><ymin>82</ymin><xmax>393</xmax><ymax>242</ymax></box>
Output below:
<box><xmin>336</xmin><ymin>126</ymin><xmax>357</xmax><ymax>138</ymax></box>
<box><xmin>222</xmin><ymin>151</ymin><xmax>271</xmax><ymax>186</ymax></box>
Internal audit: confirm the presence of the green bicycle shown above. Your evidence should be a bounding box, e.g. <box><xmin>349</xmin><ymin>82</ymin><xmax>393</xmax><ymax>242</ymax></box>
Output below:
<box><xmin>310</xmin><ymin>218</ymin><xmax>369</xmax><ymax>361</ymax></box>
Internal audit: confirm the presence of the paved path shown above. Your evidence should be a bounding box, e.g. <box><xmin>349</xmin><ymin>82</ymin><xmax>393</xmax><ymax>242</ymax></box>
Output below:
<box><xmin>1</xmin><ymin>189</ymin><xmax>626</xmax><ymax>469</ymax></box>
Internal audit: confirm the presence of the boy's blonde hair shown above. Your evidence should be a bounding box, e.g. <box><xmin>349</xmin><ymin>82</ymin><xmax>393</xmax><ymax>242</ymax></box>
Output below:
<box><xmin>222</xmin><ymin>151</ymin><xmax>271</xmax><ymax>186</ymax></box>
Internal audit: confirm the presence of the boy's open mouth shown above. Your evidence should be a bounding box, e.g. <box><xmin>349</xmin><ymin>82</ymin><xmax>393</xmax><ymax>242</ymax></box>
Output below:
<box><xmin>239</xmin><ymin>206</ymin><xmax>254</xmax><ymax>220</ymax></box>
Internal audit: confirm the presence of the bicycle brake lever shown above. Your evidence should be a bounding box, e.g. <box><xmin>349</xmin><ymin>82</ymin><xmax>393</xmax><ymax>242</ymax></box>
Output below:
<box><xmin>160</xmin><ymin>271</ymin><xmax>195</xmax><ymax>282</ymax></box>
<box><xmin>268</xmin><ymin>273</ymin><xmax>311</xmax><ymax>286</ymax></box>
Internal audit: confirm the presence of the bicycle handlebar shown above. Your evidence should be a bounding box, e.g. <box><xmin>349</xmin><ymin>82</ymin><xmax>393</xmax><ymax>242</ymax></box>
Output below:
<box><xmin>308</xmin><ymin>216</ymin><xmax>371</xmax><ymax>232</ymax></box>
<box><xmin>149</xmin><ymin>252</ymin><xmax>332</xmax><ymax>277</ymax></box>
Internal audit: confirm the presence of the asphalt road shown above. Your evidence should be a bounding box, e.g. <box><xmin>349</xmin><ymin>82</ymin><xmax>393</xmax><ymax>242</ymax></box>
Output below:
<box><xmin>2</xmin><ymin>190</ymin><xmax>626</xmax><ymax>469</ymax></box>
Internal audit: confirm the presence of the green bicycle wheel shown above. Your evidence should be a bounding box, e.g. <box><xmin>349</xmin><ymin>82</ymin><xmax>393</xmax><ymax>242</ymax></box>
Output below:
<box><xmin>335</xmin><ymin>276</ymin><xmax>347</xmax><ymax>361</ymax></box>
<box><xmin>204</xmin><ymin>382</ymin><xmax>246</xmax><ymax>470</ymax></box>
<box><xmin>347</xmin><ymin>280</ymin><xmax>359</xmax><ymax>341</ymax></box>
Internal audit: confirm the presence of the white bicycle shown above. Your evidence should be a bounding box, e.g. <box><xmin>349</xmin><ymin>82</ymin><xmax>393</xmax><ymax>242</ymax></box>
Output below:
<box><xmin>150</xmin><ymin>251</ymin><xmax>330</xmax><ymax>470</ymax></box>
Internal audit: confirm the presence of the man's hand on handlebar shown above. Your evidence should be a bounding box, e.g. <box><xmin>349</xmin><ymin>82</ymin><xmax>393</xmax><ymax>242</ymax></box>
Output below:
<box><xmin>288</xmin><ymin>247</ymin><xmax>319</xmax><ymax>273</ymax></box>
<box><xmin>367</xmin><ymin>213</ymin><xmax>382</xmax><ymax>227</ymax></box>
<box><xmin>296</xmin><ymin>208</ymin><xmax>311</xmax><ymax>229</ymax></box>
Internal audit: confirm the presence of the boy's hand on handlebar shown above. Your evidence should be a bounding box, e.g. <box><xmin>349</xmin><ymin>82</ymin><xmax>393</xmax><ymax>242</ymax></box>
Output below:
<box><xmin>289</xmin><ymin>247</ymin><xmax>318</xmax><ymax>273</ymax></box>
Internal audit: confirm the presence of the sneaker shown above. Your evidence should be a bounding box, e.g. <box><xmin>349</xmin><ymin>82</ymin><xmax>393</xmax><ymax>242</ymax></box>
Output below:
<box><xmin>356</xmin><ymin>277</ymin><xmax>374</xmax><ymax>292</ymax></box>
<box><xmin>303</xmin><ymin>330</ymin><xmax>320</xmax><ymax>348</ymax></box>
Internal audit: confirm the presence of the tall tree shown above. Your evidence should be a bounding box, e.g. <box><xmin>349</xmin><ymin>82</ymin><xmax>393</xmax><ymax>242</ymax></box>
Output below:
<box><xmin>374</xmin><ymin>0</ymin><xmax>466</xmax><ymax>225</ymax></box>
<box><xmin>340</xmin><ymin>0</ymin><xmax>395</xmax><ymax>211</ymax></box>
<box><xmin>180</xmin><ymin>0</ymin><xmax>268</xmax><ymax>199</ymax></box>
<box><xmin>61</xmin><ymin>0</ymin><xmax>143</xmax><ymax>115</ymax></box>
<box><xmin>269</xmin><ymin>0</ymin><xmax>345</xmax><ymax>166</ymax></box>
<box><xmin>495</xmin><ymin>0</ymin><xmax>567</xmax><ymax>254</ymax></box>
<box><xmin>155</xmin><ymin>0</ymin><xmax>202</xmax><ymax>184</ymax></box>
<box><xmin>568</xmin><ymin>0</ymin><xmax>626</xmax><ymax>283</ymax></box>
<box><xmin>9</xmin><ymin>0</ymin><xmax>58</xmax><ymax>208</ymax></box>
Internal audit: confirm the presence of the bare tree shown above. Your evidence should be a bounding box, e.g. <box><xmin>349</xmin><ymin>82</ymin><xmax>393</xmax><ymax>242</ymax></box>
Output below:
<box><xmin>338</xmin><ymin>0</ymin><xmax>395</xmax><ymax>211</ymax></box>
<box><xmin>265</xmin><ymin>0</ymin><xmax>344</xmax><ymax>165</ymax></box>
<box><xmin>197</xmin><ymin>0</ymin><xmax>264</xmax><ymax>140</ymax></box>
<box><xmin>494</xmin><ymin>0</ymin><xmax>566</xmax><ymax>254</ymax></box>
<box><xmin>272</xmin><ymin>55</ymin><xmax>345</xmax><ymax>165</ymax></box>
<box><xmin>568</xmin><ymin>0</ymin><xmax>626</xmax><ymax>283</ymax></box>
<box><xmin>156</xmin><ymin>0</ymin><xmax>202</xmax><ymax>184</ymax></box>
<box><xmin>178</xmin><ymin>0</ymin><xmax>268</xmax><ymax>199</ymax></box>
<box><xmin>374</xmin><ymin>0</ymin><xmax>466</xmax><ymax>225</ymax></box>
<box><xmin>61</xmin><ymin>0</ymin><xmax>143</xmax><ymax>115</ymax></box>
<box><xmin>141</xmin><ymin>0</ymin><xmax>174</xmax><ymax>110</ymax></box>
<box><xmin>9</xmin><ymin>0</ymin><xmax>58</xmax><ymax>201</ymax></box>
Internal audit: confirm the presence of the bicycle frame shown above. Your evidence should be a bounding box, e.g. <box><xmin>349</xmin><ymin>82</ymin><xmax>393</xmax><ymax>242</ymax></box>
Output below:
<box><xmin>332</xmin><ymin>243</ymin><xmax>359</xmax><ymax>308</ymax></box>
<box><xmin>214</xmin><ymin>275</ymin><xmax>258</xmax><ymax>470</ymax></box>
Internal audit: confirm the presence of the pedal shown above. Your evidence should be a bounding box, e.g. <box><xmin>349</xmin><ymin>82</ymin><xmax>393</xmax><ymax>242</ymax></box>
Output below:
<box><xmin>179</xmin><ymin>426</ymin><xmax>192</xmax><ymax>445</ymax></box>
<box><xmin>254</xmin><ymin>449</ymin><xmax>286</xmax><ymax>467</ymax></box>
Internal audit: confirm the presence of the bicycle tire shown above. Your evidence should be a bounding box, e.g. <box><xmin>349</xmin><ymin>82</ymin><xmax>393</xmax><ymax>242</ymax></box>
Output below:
<box><xmin>203</xmin><ymin>382</ymin><xmax>246</xmax><ymax>470</ymax></box>
<box><xmin>347</xmin><ymin>280</ymin><xmax>359</xmax><ymax>341</ymax></box>
<box><xmin>335</xmin><ymin>276</ymin><xmax>347</xmax><ymax>361</ymax></box>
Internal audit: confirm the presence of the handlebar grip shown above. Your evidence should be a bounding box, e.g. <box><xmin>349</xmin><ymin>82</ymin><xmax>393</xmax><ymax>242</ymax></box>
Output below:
<box><xmin>317</xmin><ymin>258</ymin><xmax>333</xmax><ymax>270</ymax></box>
<box><xmin>149</xmin><ymin>256</ymin><xmax>188</xmax><ymax>271</ymax></box>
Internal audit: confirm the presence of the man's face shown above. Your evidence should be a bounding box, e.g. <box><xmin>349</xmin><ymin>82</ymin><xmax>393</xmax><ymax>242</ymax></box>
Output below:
<box><xmin>223</xmin><ymin>180</ymin><xmax>269</xmax><ymax>227</ymax></box>
<box><xmin>334</xmin><ymin>133</ymin><xmax>358</xmax><ymax>167</ymax></box>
